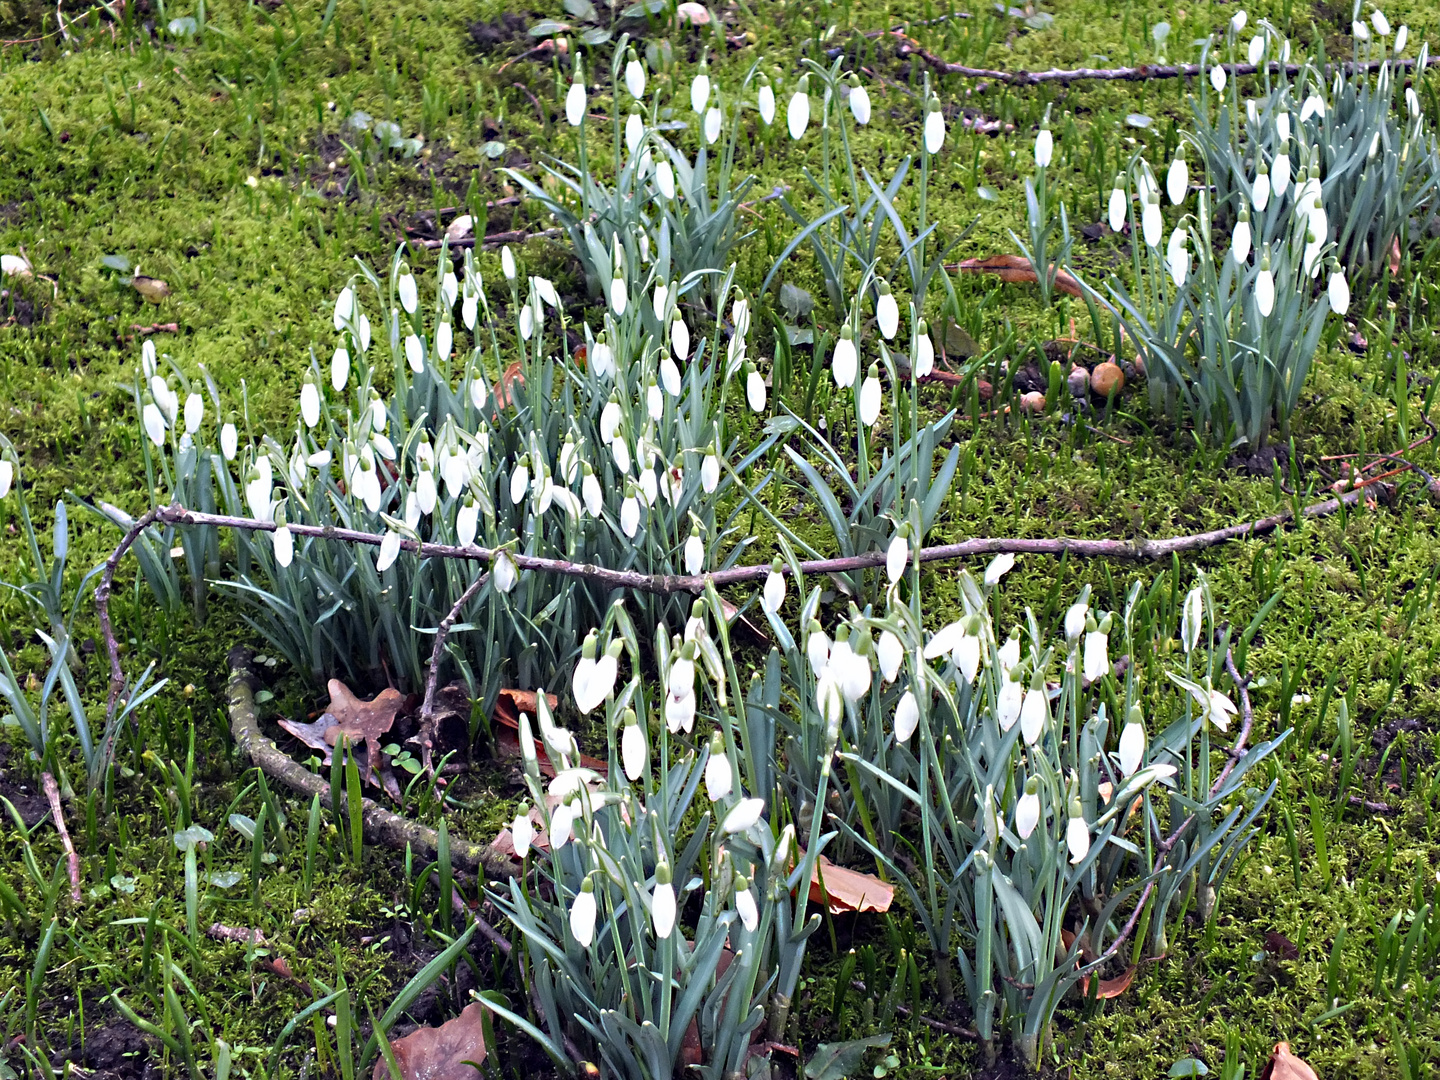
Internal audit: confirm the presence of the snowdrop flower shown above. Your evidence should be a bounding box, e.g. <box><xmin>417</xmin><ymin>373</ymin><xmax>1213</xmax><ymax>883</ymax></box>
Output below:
<box><xmin>1204</xmin><ymin>687</ymin><xmax>1238</xmax><ymax>730</ymax></box>
<box><xmin>704</xmin><ymin>95</ymin><xmax>723</xmax><ymax>144</ymax></box>
<box><xmin>832</xmin><ymin>324</ymin><xmax>858</xmax><ymax>387</ymax></box>
<box><xmin>1020</xmin><ymin>671</ymin><xmax>1049</xmax><ymax>745</ymax></box>
<box><xmin>691</xmin><ymin>58</ymin><xmax>711</xmax><ymax>114</ymax></box>
<box><xmin>441</xmin><ymin>270</ymin><xmax>459</xmax><ymax>310</ymax></box>
<box><xmin>1034</xmin><ymin>119</ymin><xmax>1053</xmax><ymax>168</ymax></box>
<box><xmin>998</xmin><ymin>671</ymin><xmax>1024</xmax><ymax>731</ymax></box>
<box><xmin>331</xmin><ymin>345</ymin><xmax>350</xmax><ymax>392</ymax></box>
<box><xmin>333</xmin><ymin>286</ymin><xmax>354</xmax><ymax>331</ymax></box>
<box><xmin>434</xmin><ymin>317</ymin><xmax>452</xmax><ymax>362</ymax></box>
<box><xmin>1064</xmin><ymin>600</ymin><xmax>1089</xmax><ymax>641</ymax></box>
<box><xmin>582</xmin><ymin>464</ymin><xmax>602</xmax><ymax>517</ymax></box>
<box><xmin>999</xmin><ymin>630</ymin><xmax>1021</xmax><ymax>675</ymax></box>
<box><xmin>566</xmin><ymin>68</ymin><xmax>586</xmax><ymax>127</ymax></box>
<box><xmin>656</xmin><ymin>158</ymin><xmax>676</xmax><ymax>201</ymax></box>
<box><xmin>509</xmin><ymin>456</ymin><xmax>529</xmax><ymax>505</ymax></box>
<box><xmin>397</xmin><ymin>265</ymin><xmax>418</xmax><ymax>314</ymax></box>
<box><xmin>500</xmin><ymin>246</ymin><xmax>517</xmax><ymax>284</ymax></box>
<box><xmin>684</xmin><ymin>529</ymin><xmax>704</xmax><ymax>576</ymax></box>
<box><xmin>1272</xmin><ymin>141</ymin><xmax>1290</xmax><ymax>197</ymax></box>
<box><xmin>220</xmin><ymin>418</ymin><xmax>238</xmax><ymax>461</ymax></box>
<box><xmin>666</xmin><ymin>685</ymin><xmax>697</xmax><ymax>733</ymax></box>
<box><xmin>549</xmin><ymin>799</ymin><xmax>577</xmax><ymax>848</ymax></box>
<box><xmin>1248</xmin><ymin>34</ymin><xmax>1265</xmax><ymax>65</ymax></box>
<box><xmin>848</xmin><ymin>75</ymin><xmax>871</xmax><ymax>125</ymax></box>
<box><xmin>1230</xmin><ymin>9</ymin><xmax>1247</xmax><ymax>34</ymax></box>
<box><xmin>746</xmin><ymin>362</ymin><xmax>767</xmax><ymax>412</ymax></box>
<box><xmin>1181</xmin><ymin>584</ymin><xmax>1204</xmax><ymax>652</ymax></box>
<box><xmin>914</xmin><ymin>321</ymin><xmax>934</xmax><ymax>377</ymax></box>
<box><xmin>1166</xmin><ymin>227</ymin><xmax>1190</xmax><ymax>287</ymax></box>
<box><xmin>1083</xmin><ymin>615</ymin><xmax>1110</xmax><ymax>682</ymax></box>
<box><xmin>1118</xmin><ymin>705</ymin><xmax>1146</xmax><ymax>777</ymax></box>
<box><xmin>376</xmin><ymin>528</ymin><xmax>402</xmax><ymax>572</ymax></box>
<box><xmin>625</xmin><ymin>107</ymin><xmax>645</xmax><ymax>155</ymax></box>
<box><xmin>272</xmin><ymin>517</ymin><xmax>294</xmax><ymax>569</ymax></box>
<box><xmin>1015</xmin><ymin>777</ymin><xmax>1041</xmax><ymax>838</ymax></box>
<box><xmin>620</xmin><ymin>486</ymin><xmax>641</xmax><ymax>537</ymax></box>
<box><xmin>670</xmin><ymin>311</ymin><xmax>692</xmax><ymax>363</ymax></box>
<box><xmin>1232</xmin><ymin>203</ymin><xmax>1252</xmax><ymax>264</ymax></box>
<box><xmin>651</xmin><ymin>863</ymin><xmax>676</xmax><ymax>938</ymax></box>
<box><xmin>923</xmin><ymin>96</ymin><xmax>945</xmax><ymax>154</ymax></box>
<box><xmin>984</xmin><ymin>552</ymin><xmax>1016</xmax><ymax>587</ymax></box>
<box><xmin>245</xmin><ymin>457</ymin><xmax>273</xmax><ymax>521</ymax></box>
<box><xmin>1395</xmin><ymin>24</ymin><xmax>1408</xmax><ymax>53</ymax></box>
<box><xmin>806</xmin><ymin>619</ymin><xmax>830</xmax><ymax>671</ymax></box>
<box><xmin>1066</xmin><ymin>798</ymin><xmax>1090</xmax><ymax>864</ymax></box>
<box><xmin>184</xmin><ymin>391</ymin><xmax>204</xmax><ymax>434</ymax></box>
<box><xmin>877</xmin><ymin>630</ymin><xmax>903</xmax><ymax>683</ymax></box>
<box><xmin>590</xmin><ymin>336</ymin><xmax>615</xmax><ymax>379</ymax></box>
<box><xmin>1166</xmin><ymin>146</ymin><xmax>1188</xmax><ymax>204</ymax></box>
<box><xmin>700</xmin><ymin>446</ymin><xmax>720</xmax><ymax>493</ymax></box>
<box><xmin>609</xmin><ymin>272</ymin><xmax>627</xmax><ymax>316</ymax></box>
<box><xmin>647</xmin><ymin>378</ymin><xmax>664</xmax><ymax>421</ymax></box>
<box><xmin>757</xmin><ymin>74</ymin><xmax>775</xmax><ymax>125</ymax></box>
<box><xmin>894</xmin><ymin>690</ymin><xmax>919</xmax><ymax>742</ymax></box>
<box><xmin>1353</xmin><ymin>19</ymin><xmax>1369</xmax><ymax>41</ymax></box>
<box><xmin>570</xmin><ymin>877</ymin><xmax>597</xmax><ymax>946</ymax></box>
<box><xmin>1246</xmin><ymin>97</ymin><xmax>1259</xmax><ymax>125</ymax></box>
<box><xmin>763</xmin><ymin>558</ymin><xmax>785</xmax><ymax>614</ymax></box>
<box><xmin>405</xmin><ymin>333</ymin><xmax>425</xmax><ymax>372</ymax></box>
<box><xmin>1252</xmin><ymin>162</ymin><xmax>1271</xmax><ymax>211</ymax></box>
<box><xmin>885</xmin><ymin>525</ymin><xmax>909</xmax><ymax>583</ymax></box>
<box><xmin>859</xmin><ymin>364</ymin><xmax>882</xmax><ymax>425</ymax></box>
<box><xmin>735</xmin><ymin>877</ymin><xmax>759</xmax><ymax>931</ymax></box>
<box><xmin>1276</xmin><ymin>111</ymin><xmax>1291</xmax><ymax>142</ymax></box>
<box><xmin>1407</xmin><ymin>86</ymin><xmax>1421</xmax><ymax>118</ymax></box>
<box><xmin>659</xmin><ymin>355</ymin><xmax>682</xmax><ymax>400</ymax></box>
<box><xmin>509</xmin><ymin>806</ymin><xmax>534</xmax><ymax>859</ymax></box>
<box><xmin>457</xmin><ymin>496</ymin><xmax>479</xmax><ymax>547</ymax></box>
<box><xmin>954</xmin><ymin>617</ymin><xmax>982</xmax><ymax>683</ymax></box>
<box><xmin>404</xmin><ymin>491</ymin><xmax>423</xmax><ymax>532</ymax></box>
<box><xmin>705</xmin><ymin>731</ymin><xmax>733</xmax><ymax>800</ymax></box>
<box><xmin>1256</xmin><ymin>248</ymin><xmax>1275</xmax><ymax>317</ymax></box>
<box><xmin>721</xmin><ymin>797</ymin><xmax>765</xmax><ymax>835</ymax></box>
<box><xmin>1142</xmin><ymin>191</ymin><xmax>1163</xmax><ymax>249</ymax></box>
<box><xmin>1108</xmin><ymin>174</ymin><xmax>1128</xmax><ymax>232</ymax></box>
<box><xmin>624</xmin><ymin>47</ymin><xmax>646</xmax><ymax>99</ymax></box>
<box><xmin>297</xmin><ymin>372</ymin><xmax>320</xmax><ymax>429</ymax></box>
<box><xmin>493</xmin><ymin>549</ymin><xmax>518</xmax><ymax>593</ymax></box>
<box><xmin>1328</xmin><ymin>261</ymin><xmax>1350</xmax><ymax>315</ymax></box>
<box><xmin>1210</xmin><ymin>63</ymin><xmax>1227</xmax><ymax>93</ymax></box>
<box><xmin>622</xmin><ymin>710</ymin><xmax>646</xmax><ymax>781</ymax></box>
<box><xmin>829</xmin><ymin>627</ymin><xmax>872</xmax><ymax>703</ymax></box>
<box><xmin>875</xmin><ymin>281</ymin><xmax>900</xmax><ymax>340</ymax></box>
<box><xmin>1300</xmin><ymin>93</ymin><xmax>1326</xmax><ymax>121</ymax></box>
<box><xmin>788</xmin><ymin>75</ymin><xmax>810</xmax><ymax>139</ymax></box>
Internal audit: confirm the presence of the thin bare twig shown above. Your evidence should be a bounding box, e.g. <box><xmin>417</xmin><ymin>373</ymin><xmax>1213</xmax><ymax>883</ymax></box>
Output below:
<box><xmin>135</xmin><ymin>478</ymin><xmax>1378</xmax><ymax>599</ymax></box>
<box><xmin>95</xmin><ymin>506</ymin><xmax>162</xmax><ymax>722</ymax></box>
<box><xmin>42</xmin><ymin>771</ymin><xmax>81</xmax><ymax>902</ymax></box>
<box><xmin>415</xmin><ymin>573</ymin><xmax>488</xmax><ymax>775</ymax></box>
<box><xmin>886</xmin><ymin>33</ymin><xmax>1440</xmax><ymax>86</ymax></box>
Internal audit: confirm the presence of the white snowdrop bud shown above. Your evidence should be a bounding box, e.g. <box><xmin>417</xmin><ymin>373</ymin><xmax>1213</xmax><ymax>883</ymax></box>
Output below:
<box><xmin>914</xmin><ymin>320</ymin><xmax>934</xmax><ymax>377</ymax></box>
<box><xmin>1142</xmin><ymin>191</ymin><xmax>1163</xmax><ymax>249</ymax></box>
<box><xmin>1166</xmin><ymin>146</ymin><xmax>1188</xmax><ymax>205</ymax></box>
<box><xmin>894</xmin><ymin>690</ymin><xmax>919</xmax><ymax>742</ymax></box>
<box><xmin>746</xmin><ymin>362</ymin><xmax>766</xmax><ymax>412</ymax></box>
<box><xmin>849</xmin><ymin>77</ymin><xmax>871</xmax><ymax>125</ymax></box>
<box><xmin>1353</xmin><ymin>19</ymin><xmax>1369</xmax><ymax>41</ymax></box>
<box><xmin>622</xmin><ymin>711</ymin><xmax>647</xmax><ymax>781</ymax></box>
<box><xmin>788</xmin><ymin>74</ymin><xmax>810</xmax><ymax>139</ymax></box>
<box><xmin>1327</xmin><ymin>262</ymin><xmax>1350</xmax><ymax>314</ymax></box>
<box><xmin>757</xmin><ymin>74</ymin><xmax>775</xmax><ymax>125</ymax></box>
<box><xmin>1232</xmin><ymin>204</ymin><xmax>1252</xmax><ymax>264</ymax></box>
<box><xmin>300</xmin><ymin>373</ymin><xmax>320</xmax><ymax>428</ymax></box>
<box><xmin>184</xmin><ymin>391</ymin><xmax>204</xmax><ymax>434</ymax></box>
<box><xmin>570</xmin><ymin>877</ymin><xmax>597</xmax><ymax>946</ymax></box>
<box><xmin>1248</xmin><ymin>34</ymin><xmax>1265</xmax><ymax>65</ymax></box>
<box><xmin>397</xmin><ymin>265</ymin><xmax>418</xmax><ymax>314</ymax></box>
<box><xmin>220</xmin><ymin>420</ymin><xmax>238</xmax><ymax>461</ymax></box>
<box><xmin>1016</xmin><ymin>777</ymin><xmax>1041</xmax><ymax>839</ymax></box>
<box><xmin>1066</xmin><ymin>798</ymin><xmax>1090</xmax><ymax>864</ymax></box>
<box><xmin>1252</xmin><ymin>164</ymin><xmax>1271</xmax><ymax>212</ymax></box>
<box><xmin>1118</xmin><ymin>705</ymin><xmax>1146</xmax><ymax>777</ymax></box>
<box><xmin>858</xmin><ymin>363</ymin><xmax>882</xmax><ymax>425</ymax></box>
<box><xmin>625</xmin><ymin>47</ymin><xmax>646</xmax><ymax>99</ymax></box>
<box><xmin>1210</xmin><ymin>63</ymin><xmax>1227</xmax><ymax>93</ymax></box>
<box><xmin>1256</xmin><ymin>248</ymin><xmax>1275</xmax><ymax>317</ymax></box>
<box><xmin>1230</xmin><ymin>9</ymin><xmax>1248</xmax><ymax>33</ymax></box>
<box><xmin>1108</xmin><ymin>175</ymin><xmax>1128</xmax><ymax>232</ymax></box>
<box><xmin>924</xmin><ymin>97</ymin><xmax>945</xmax><ymax>154</ymax></box>
<box><xmin>875</xmin><ymin>281</ymin><xmax>899</xmax><ymax>339</ymax></box>
<box><xmin>1395</xmin><ymin>24</ymin><xmax>1408</xmax><ymax>53</ymax></box>
<box><xmin>501</xmin><ymin>245</ymin><xmax>517</xmax><ymax>281</ymax></box>
<box><xmin>691</xmin><ymin>58</ymin><xmax>711</xmax><ymax>114</ymax></box>
<box><xmin>1034</xmin><ymin>123</ymin><xmax>1053</xmax><ymax>168</ymax></box>
<box><xmin>705</xmin><ymin>732</ymin><xmax>732</xmax><ymax>800</ymax></box>
<box><xmin>832</xmin><ymin>324</ymin><xmax>858</xmax><ymax>388</ymax></box>
<box><xmin>566</xmin><ymin>77</ymin><xmax>586</xmax><ymax>127</ymax></box>
<box><xmin>763</xmin><ymin>557</ymin><xmax>785</xmax><ymax>614</ymax></box>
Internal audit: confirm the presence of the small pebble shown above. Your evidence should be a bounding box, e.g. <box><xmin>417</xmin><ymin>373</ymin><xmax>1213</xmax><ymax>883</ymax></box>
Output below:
<box><xmin>1091</xmin><ymin>361</ymin><xmax>1125</xmax><ymax>398</ymax></box>
<box><xmin>1019</xmin><ymin>391</ymin><xmax>1046</xmax><ymax>413</ymax></box>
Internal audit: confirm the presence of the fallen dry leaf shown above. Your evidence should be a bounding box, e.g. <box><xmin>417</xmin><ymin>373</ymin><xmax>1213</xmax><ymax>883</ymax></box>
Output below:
<box><xmin>491</xmin><ymin>689</ymin><xmax>607</xmax><ymax>776</ymax></box>
<box><xmin>376</xmin><ymin>1001</ymin><xmax>488</xmax><ymax>1080</ymax></box>
<box><xmin>323</xmin><ymin>679</ymin><xmax>405</xmax><ymax>785</ymax></box>
<box><xmin>1082</xmin><ymin>965</ymin><xmax>1136</xmax><ymax>1000</ymax></box>
<box><xmin>1389</xmin><ymin>235</ymin><xmax>1402</xmax><ymax>277</ymax></box>
<box><xmin>955</xmin><ymin>254</ymin><xmax>1085</xmax><ymax>299</ymax></box>
<box><xmin>277</xmin><ymin>713</ymin><xmax>339</xmax><ymax>764</ymax></box>
<box><xmin>492</xmin><ymin>361</ymin><xmax>525</xmax><ymax>411</ymax></box>
<box><xmin>807</xmin><ymin>853</ymin><xmax>894</xmax><ymax>915</ymax></box>
<box><xmin>1259</xmin><ymin>1043</ymin><xmax>1319</xmax><ymax>1080</ymax></box>
<box><xmin>131</xmin><ymin>274</ymin><xmax>172</xmax><ymax>303</ymax></box>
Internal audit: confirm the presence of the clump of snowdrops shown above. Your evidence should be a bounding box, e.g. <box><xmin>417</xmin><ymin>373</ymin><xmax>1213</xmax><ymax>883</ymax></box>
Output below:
<box><xmin>126</xmin><ymin>242</ymin><xmax>772</xmax><ymax>698</ymax></box>
<box><xmin>1191</xmin><ymin>7</ymin><xmax>1440</xmax><ymax>279</ymax></box>
<box><xmin>489</xmin><ymin>536</ymin><xmax>1282</xmax><ymax>1070</ymax></box>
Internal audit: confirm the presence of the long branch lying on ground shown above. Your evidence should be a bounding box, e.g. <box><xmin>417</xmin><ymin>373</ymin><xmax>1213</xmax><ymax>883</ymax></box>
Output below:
<box><xmin>879</xmin><ymin>32</ymin><xmax>1440</xmax><ymax>85</ymax></box>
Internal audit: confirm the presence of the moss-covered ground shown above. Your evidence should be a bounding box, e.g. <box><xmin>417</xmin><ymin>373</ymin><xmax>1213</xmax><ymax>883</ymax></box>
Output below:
<box><xmin>3</xmin><ymin>0</ymin><xmax>1440</xmax><ymax>1075</ymax></box>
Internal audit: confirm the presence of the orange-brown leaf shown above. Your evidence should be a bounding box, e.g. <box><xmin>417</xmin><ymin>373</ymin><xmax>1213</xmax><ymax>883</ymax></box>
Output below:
<box><xmin>1081</xmin><ymin>964</ymin><xmax>1136</xmax><ymax>1000</ymax></box>
<box><xmin>493</xmin><ymin>361</ymin><xmax>525</xmax><ymax>411</ymax></box>
<box><xmin>374</xmin><ymin>1001</ymin><xmax>488</xmax><ymax>1080</ymax></box>
<box><xmin>1259</xmin><ymin>1043</ymin><xmax>1320</xmax><ymax>1080</ymax></box>
<box><xmin>808</xmin><ymin>854</ymin><xmax>894</xmax><ymax>914</ymax></box>
<box><xmin>1389</xmin><ymin>235</ymin><xmax>1402</xmax><ymax>277</ymax></box>
<box><xmin>322</xmin><ymin>679</ymin><xmax>404</xmax><ymax>787</ymax></box>
<box><xmin>956</xmin><ymin>254</ymin><xmax>1085</xmax><ymax>299</ymax></box>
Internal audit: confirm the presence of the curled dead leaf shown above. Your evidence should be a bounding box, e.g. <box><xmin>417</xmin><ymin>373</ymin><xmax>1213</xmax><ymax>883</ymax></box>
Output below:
<box><xmin>323</xmin><ymin>679</ymin><xmax>405</xmax><ymax>785</ymax></box>
<box><xmin>806</xmin><ymin>852</ymin><xmax>894</xmax><ymax>915</ymax></box>
<box><xmin>375</xmin><ymin>1001</ymin><xmax>488</xmax><ymax>1080</ymax></box>
<box><xmin>954</xmin><ymin>254</ymin><xmax>1085</xmax><ymax>299</ymax></box>
<box><xmin>1259</xmin><ymin>1043</ymin><xmax>1319</xmax><ymax>1080</ymax></box>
